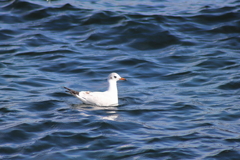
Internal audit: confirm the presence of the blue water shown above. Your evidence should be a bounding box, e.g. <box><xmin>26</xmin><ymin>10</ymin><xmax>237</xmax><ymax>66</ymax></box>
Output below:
<box><xmin>0</xmin><ymin>0</ymin><xmax>240</xmax><ymax>159</ymax></box>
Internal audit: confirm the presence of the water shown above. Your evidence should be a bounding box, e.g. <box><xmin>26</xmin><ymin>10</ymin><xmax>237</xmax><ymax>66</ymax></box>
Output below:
<box><xmin>0</xmin><ymin>0</ymin><xmax>240</xmax><ymax>159</ymax></box>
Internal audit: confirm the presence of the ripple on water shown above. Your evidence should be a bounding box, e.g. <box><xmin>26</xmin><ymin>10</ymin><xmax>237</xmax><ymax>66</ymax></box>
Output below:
<box><xmin>0</xmin><ymin>0</ymin><xmax>240</xmax><ymax>159</ymax></box>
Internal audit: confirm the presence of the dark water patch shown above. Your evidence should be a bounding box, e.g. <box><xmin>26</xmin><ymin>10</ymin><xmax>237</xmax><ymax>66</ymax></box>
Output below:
<box><xmin>200</xmin><ymin>6</ymin><xmax>238</xmax><ymax>14</ymax></box>
<box><xmin>0</xmin><ymin>107</ymin><xmax>14</xmax><ymax>114</ymax></box>
<box><xmin>204</xmin><ymin>50</ymin><xmax>227</xmax><ymax>57</ymax></box>
<box><xmin>221</xmin><ymin>63</ymin><xmax>240</xmax><ymax>70</ymax></box>
<box><xmin>120</xmin><ymin>96</ymin><xmax>143</xmax><ymax>106</ymax></box>
<box><xmin>119</xmin><ymin>22</ymin><xmax>179</xmax><ymax>50</ymax></box>
<box><xmin>44</xmin><ymin>3</ymin><xmax>92</xmax><ymax>24</ymax></box>
<box><xmin>83</xmin><ymin>20</ymin><xmax>180</xmax><ymax>50</ymax></box>
<box><xmin>20</xmin><ymin>120</ymin><xmax>73</xmax><ymax>133</ymax></box>
<box><xmin>27</xmin><ymin>100</ymin><xmax>60</xmax><ymax>112</ymax></box>
<box><xmin>39</xmin><ymin>131</ymin><xmax>100</xmax><ymax>148</ymax></box>
<box><xmin>23</xmin><ymin>139</ymin><xmax>55</xmax><ymax>155</ymax></box>
<box><xmin>49</xmin><ymin>91</ymin><xmax>68</xmax><ymax>99</ymax></box>
<box><xmin>2</xmin><ymin>0</ymin><xmax>41</xmax><ymax>13</ymax></box>
<box><xmin>218</xmin><ymin>36</ymin><xmax>240</xmax><ymax>49</ymax></box>
<box><xmin>0</xmin><ymin>31</ymin><xmax>12</xmax><ymax>40</ymax></box>
<box><xmin>218</xmin><ymin>110</ymin><xmax>240</xmax><ymax>121</ymax></box>
<box><xmin>218</xmin><ymin>81</ymin><xmax>240</xmax><ymax>90</ymax></box>
<box><xmin>117</xmin><ymin>57</ymin><xmax>153</xmax><ymax>67</ymax></box>
<box><xmin>83</xmin><ymin>11</ymin><xmax>126</xmax><ymax>25</ymax></box>
<box><xmin>128</xmin><ymin>14</ymin><xmax>167</xmax><ymax>24</ymax></box>
<box><xmin>34</xmin><ymin>152</ymin><xmax>69</xmax><ymax>160</ymax></box>
<box><xmin>0</xmin><ymin>46</ymin><xmax>19</xmax><ymax>56</ymax></box>
<box><xmin>207</xmin><ymin>149</ymin><xmax>240</xmax><ymax>160</ymax></box>
<box><xmin>164</xmin><ymin>14</ymin><xmax>186</xmax><ymax>23</ymax></box>
<box><xmin>23</xmin><ymin>8</ymin><xmax>51</xmax><ymax>21</ymax></box>
<box><xmin>181</xmin><ymin>40</ymin><xmax>197</xmax><ymax>46</ymax></box>
<box><xmin>85</xmin><ymin>32</ymin><xmax>110</xmax><ymax>42</ymax></box>
<box><xmin>49</xmin><ymin>3</ymin><xmax>81</xmax><ymax>12</ymax></box>
<box><xmin>21</xmin><ymin>34</ymin><xmax>61</xmax><ymax>47</ymax></box>
<box><xmin>0</xmin><ymin>29</ymin><xmax>22</xmax><ymax>38</ymax></box>
<box><xmin>0</xmin><ymin>129</ymin><xmax>32</xmax><ymax>144</ymax></box>
<box><xmin>0</xmin><ymin>13</ymin><xmax>23</xmax><ymax>24</ymax></box>
<box><xmin>160</xmin><ymin>55</ymin><xmax>197</xmax><ymax>65</ymax></box>
<box><xmin>172</xmin><ymin>20</ymin><xmax>206</xmax><ymax>35</ymax></box>
<box><xmin>178</xmin><ymin>77</ymin><xmax>212</xmax><ymax>87</ymax></box>
<box><xmin>210</xmin><ymin>24</ymin><xmax>240</xmax><ymax>34</ymax></box>
<box><xmin>140</xmin><ymin>148</ymin><xmax>199</xmax><ymax>160</ymax></box>
<box><xmin>15</xmin><ymin>49</ymin><xmax>76</xmax><ymax>58</ymax></box>
<box><xmin>226</xmin><ymin>138</ymin><xmax>240</xmax><ymax>143</ymax></box>
<box><xmin>173</xmin><ymin>102</ymin><xmax>200</xmax><ymax>110</ymax></box>
<box><xmin>127</xmin><ymin>30</ymin><xmax>179</xmax><ymax>50</ymax></box>
<box><xmin>39</xmin><ymin>60</ymin><xmax>91</xmax><ymax>74</ymax></box>
<box><xmin>0</xmin><ymin>146</ymin><xmax>16</xmax><ymax>156</ymax></box>
<box><xmin>15</xmin><ymin>122</ymin><xmax>52</xmax><ymax>133</ymax></box>
<box><xmin>17</xmin><ymin>77</ymin><xmax>55</xmax><ymax>88</ymax></box>
<box><xmin>40</xmin><ymin>15</ymin><xmax>79</xmax><ymax>31</ymax></box>
<box><xmin>164</xmin><ymin>71</ymin><xmax>193</xmax><ymax>80</ymax></box>
<box><xmin>122</xmin><ymin>109</ymin><xmax>172</xmax><ymax>122</ymax></box>
<box><xmin>196</xmin><ymin>58</ymin><xmax>236</xmax><ymax>69</ymax></box>
<box><xmin>191</xmin><ymin>11</ymin><xmax>240</xmax><ymax>25</ymax></box>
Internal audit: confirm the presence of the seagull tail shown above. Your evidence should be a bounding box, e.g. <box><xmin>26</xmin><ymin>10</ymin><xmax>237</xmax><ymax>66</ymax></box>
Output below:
<box><xmin>64</xmin><ymin>87</ymin><xmax>79</xmax><ymax>96</ymax></box>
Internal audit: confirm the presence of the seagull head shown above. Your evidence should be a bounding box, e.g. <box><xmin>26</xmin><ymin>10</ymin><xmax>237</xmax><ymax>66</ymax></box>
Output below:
<box><xmin>108</xmin><ymin>72</ymin><xmax>126</xmax><ymax>82</ymax></box>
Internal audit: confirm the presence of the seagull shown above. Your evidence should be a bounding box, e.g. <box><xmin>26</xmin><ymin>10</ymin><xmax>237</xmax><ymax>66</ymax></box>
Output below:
<box><xmin>64</xmin><ymin>72</ymin><xmax>126</xmax><ymax>106</ymax></box>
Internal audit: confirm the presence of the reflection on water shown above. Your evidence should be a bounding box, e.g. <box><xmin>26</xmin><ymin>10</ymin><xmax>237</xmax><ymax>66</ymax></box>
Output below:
<box><xmin>72</xmin><ymin>104</ymin><xmax>119</xmax><ymax>121</ymax></box>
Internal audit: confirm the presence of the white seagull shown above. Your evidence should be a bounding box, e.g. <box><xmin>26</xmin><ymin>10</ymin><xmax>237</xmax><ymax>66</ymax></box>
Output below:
<box><xmin>64</xmin><ymin>72</ymin><xmax>126</xmax><ymax>106</ymax></box>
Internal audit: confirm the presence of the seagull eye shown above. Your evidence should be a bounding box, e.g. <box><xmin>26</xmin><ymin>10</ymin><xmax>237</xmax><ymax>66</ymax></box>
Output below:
<box><xmin>114</xmin><ymin>76</ymin><xmax>117</xmax><ymax>78</ymax></box>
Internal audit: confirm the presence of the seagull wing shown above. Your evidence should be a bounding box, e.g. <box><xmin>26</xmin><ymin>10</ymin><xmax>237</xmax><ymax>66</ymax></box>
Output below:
<box><xmin>77</xmin><ymin>91</ymin><xmax>117</xmax><ymax>106</ymax></box>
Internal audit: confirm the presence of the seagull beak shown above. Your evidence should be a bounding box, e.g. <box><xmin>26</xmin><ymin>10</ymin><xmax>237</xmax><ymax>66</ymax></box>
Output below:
<box><xmin>119</xmin><ymin>77</ymin><xmax>126</xmax><ymax>81</ymax></box>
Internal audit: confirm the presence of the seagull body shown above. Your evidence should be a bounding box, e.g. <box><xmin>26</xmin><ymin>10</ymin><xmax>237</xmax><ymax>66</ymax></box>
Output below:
<box><xmin>64</xmin><ymin>73</ymin><xmax>126</xmax><ymax>106</ymax></box>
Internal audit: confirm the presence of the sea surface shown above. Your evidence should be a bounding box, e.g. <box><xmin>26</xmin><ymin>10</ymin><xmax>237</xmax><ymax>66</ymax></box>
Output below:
<box><xmin>0</xmin><ymin>0</ymin><xmax>240</xmax><ymax>159</ymax></box>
